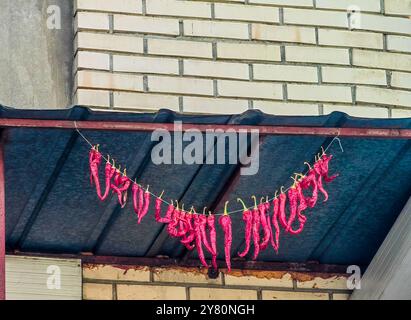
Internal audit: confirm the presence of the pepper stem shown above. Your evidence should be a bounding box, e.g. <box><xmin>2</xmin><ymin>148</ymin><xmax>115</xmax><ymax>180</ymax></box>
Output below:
<box><xmin>159</xmin><ymin>190</ymin><xmax>164</xmax><ymax>199</ymax></box>
<box><xmin>106</xmin><ymin>154</ymin><xmax>110</xmax><ymax>164</ymax></box>
<box><xmin>251</xmin><ymin>195</ymin><xmax>257</xmax><ymax>209</ymax></box>
<box><xmin>237</xmin><ymin>198</ymin><xmax>247</xmax><ymax>212</ymax></box>
<box><xmin>146</xmin><ymin>185</ymin><xmax>150</xmax><ymax>192</ymax></box>
<box><xmin>275</xmin><ymin>190</ymin><xmax>278</xmax><ymax>199</ymax></box>
<box><xmin>202</xmin><ymin>207</ymin><xmax>207</xmax><ymax>215</ymax></box>
<box><xmin>304</xmin><ymin>161</ymin><xmax>312</xmax><ymax>170</ymax></box>
<box><xmin>224</xmin><ymin>201</ymin><xmax>229</xmax><ymax>216</ymax></box>
<box><xmin>281</xmin><ymin>186</ymin><xmax>285</xmax><ymax>194</ymax></box>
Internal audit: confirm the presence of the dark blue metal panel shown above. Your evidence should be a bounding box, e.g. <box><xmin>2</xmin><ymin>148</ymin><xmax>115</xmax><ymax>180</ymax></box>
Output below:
<box><xmin>2</xmin><ymin>105</ymin><xmax>411</xmax><ymax>268</ymax></box>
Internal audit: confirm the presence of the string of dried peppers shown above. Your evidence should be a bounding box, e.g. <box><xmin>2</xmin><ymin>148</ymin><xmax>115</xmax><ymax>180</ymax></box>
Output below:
<box><xmin>87</xmin><ymin>145</ymin><xmax>338</xmax><ymax>272</ymax></box>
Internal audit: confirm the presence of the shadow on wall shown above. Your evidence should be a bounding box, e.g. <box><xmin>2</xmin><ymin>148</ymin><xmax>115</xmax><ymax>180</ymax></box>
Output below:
<box><xmin>0</xmin><ymin>0</ymin><xmax>73</xmax><ymax>109</ymax></box>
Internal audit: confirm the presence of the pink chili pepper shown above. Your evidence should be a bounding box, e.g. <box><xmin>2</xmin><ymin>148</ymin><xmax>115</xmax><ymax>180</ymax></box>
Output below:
<box><xmin>300</xmin><ymin>169</ymin><xmax>318</xmax><ymax>208</ymax></box>
<box><xmin>321</xmin><ymin>153</ymin><xmax>339</xmax><ymax>183</ymax></box>
<box><xmin>207</xmin><ymin>214</ymin><xmax>218</xmax><ymax>270</ymax></box>
<box><xmin>137</xmin><ymin>188</ymin><xmax>151</xmax><ymax>224</ymax></box>
<box><xmin>237</xmin><ymin>198</ymin><xmax>253</xmax><ymax>258</ymax></box>
<box><xmin>110</xmin><ymin>171</ymin><xmax>130</xmax><ymax>208</ymax></box>
<box><xmin>132</xmin><ymin>183</ymin><xmax>140</xmax><ymax>218</ymax></box>
<box><xmin>259</xmin><ymin>200</ymin><xmax>271</xmax><ymax>251</ymax></box>
<box><xmin>167</xmin><ymin>208</ymin><xmax>180</xmax><ymax>238</ymax></box>
<box><xmin>194</xmin><ymin>214</ymin><xmax>208</xmax><ymax>268</ymax></box>
<box><xmin>270</xmin><ymin>197</ymin><xmax>280</xmax><ymax>253</ymax></box>
<box><xmin>314</xmin><ymin>161</ymin><xmax>328</xmax><ymax>202</ymax></box>
<box><xmin>155</xmin><ymin>200</ymin><xmax>173</xmax><ymax>224</ymax></box>
<box><xmin>219</xmin><ymin>212</ymin><xmax>232</xmax><ymax>272</ymax></box>
<box><xmin>251</xmin><ymin>204</ymin><xmax>261</xmax><ymax>260</ymax></box>
<box><xmin>199</xmin><ymin>214</ymin><xmax>213</xmax><ymax>256</ymax></box>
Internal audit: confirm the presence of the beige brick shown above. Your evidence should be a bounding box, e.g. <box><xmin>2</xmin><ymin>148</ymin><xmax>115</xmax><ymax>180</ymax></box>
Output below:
<box><xmin>322</xmin><ymin>67</ymin><xmax>387</xmax><ymax>86</ymax></box>
<box><xmin>262</xmin><ymin>290</ymin><xmax>329</xmax><ymax>300</ymax></box>
<box><xmin>75</xmin><ymin>51</ymin><xmax>110</xmax><ymax>70</ymax></box>
<box><xmin>284</xmin><ymin>8</ymin><xmax>348</xmax><ymax>28</ymax></box>
<box><xmin>249</xmin><ymin>0</ymin><xmax>313</xmax><ymax>7</ymax></box>
<box><xmin>83</xmin><ymin>264</ymin><xmax>150</xmax><ymax>282</ymax></box>
<box><xmin>184</xmin><ymin>20</ymin><xmax>249</xmax><ymax>40</ymax></box>
<box><xmin>75</xmin><ymin>12</ymin><xmax>109</xmax><ymax>31</ymax></box>
<box><xmin>385</xmin><ymin>0</ymin><xmax>411</xmax><ymax>16</ymax></box>
<box><xmin>353</xmin><ymin>49</ymin><xmax>411</xmax><ymax>72</ymax></box>
<box><xmin>387</xmin><ymin>35</ymin><xmax>411</xmax><ymax>53</ymax></box>
<box><xmin>148</xmin><ymin>38</ymin><xmax>213</xmax><ymax>58</ymax></box>
<box><xmin>190</xmin><ymin>287</ymin><xmax>257</xmax><ymax>300</ymax></box>
<box><xmin>114</xmin><ymin>15</ymin><xmax>180</xmax><ymax>36</ymax></box>
<box><xmin>297</xmin><ymin>275</ymin><xmax>349</xmax><ymax>290</ymax></box>
<box><xmin>323</xmin><ymin>104</ymin><xmax>389</xmax><ymax>118</ymax></box>
<box><xmin>318</xmin><ymin>29</ymin><xmax>383</xmax><ymax>49</ymax></box>
<box><xmin>225</xmin><ymin>272</ymin><xmax>294</xmax><ymax>288</ymax></box>
<box><xmin>333</xmin><ymin>293</ymin><xmax>351</xmax><ymax>300</ymax></box>
<box><xmin>391</xmin><ymin>108</ymin><xmax>411</xmax><ymax>118</ymax></box>
<box><xmin>113</xmin><ymin>55</ymin><xmax>179</xmax><ymax>75</ymax></box>
<box><xmin>83</xmin><ymin>283</ymin><xmax>112</xmax><ymax>300</ymax></box>
<box><xmin>77</xmin><ymin>70</ymin><xmax>144</xmax><ymax>92</ymax></box>
<box><xmin>152</xmin><ymin>267</ymin><xmax>223</xmax><ymax>284</ymax></box>
<box><xmin>288</xmin><ymin>85</ymin><xmax>352</xmax><ymax>103</ymax></box>
<box><xmin>253</xmin><ymin>64</ymin><xmax>318</xmax><ymax>83</ymax></box>
<box><xmin>117</xmin><ymin>284</ymin><xmax>186</xmax><ymax>300</ymax></box>
<box><xmin>114</xmin><ymin>92</ymin><xmax>180</xmax><ymax>111</ymax></box>
<box><xmin>217</xmin><ymin>42</ymin><xmax>281</xmax><ymax>61</ymax></box>
<box><xmin>359</xmin><ymin>13</ymin><xmax>411</xmax><ymax>36</ymax></box>
<box><xmin>75</xmin><ymin>0</ymin><xmax>142</xmax><ymax>14</ymax></box>
<box><xmin>391</xmin><ymin>72</ymin><xmax>411</xmax><ymax>90</ymax></box>
<box><xmin>75</xmin><ymin>89</ymin><xmax>110</xmax><ymax>107</ymax></box>
<box><xmin>146</xmin><ymin>0</ymin><xmax>211</xmax><ymax>18</ymax></box>
<box><xmin>218</xmin><ymin>80</ymin><xmax>283</xmax><ymax>99</ymax></box>
<box><xmin>184</xmin><ymin>96</ymin><xmax>248</xmax><ymax>114</ymax></box>
<box><xmin>254</xmin><ymin>101</ymin><xmax>319</xmax><ymax>115</ymax></box>
<box><xmin>286</xmin><ymin>46</ymin><xmax>350</xmax><ymax>65</ymax></box>
<box><xmin>252</xmin><ymin>24</ymin><xmax>316</xmax><ymax>44</ymax></box>
<box><xmin>184</xmin><ymin>60</ymin><xmax>249</xmax><ymax>80</ymax></box>
<box><xmin>214</xmin><ymin>3</ymin><xmax>280</xmax><ymax>23</ymax></box>
<box><xmin>316</xmin><ymin>0</ymin><xmax>380</xmax><ymax>12</ymax></box>
<box><xmin>76</xmin><ymin>32</ymin><xmax>144</xmax><ymax>54</ymax></box>
<box><xmin>148</xmin><ymin>76</ymin><xmax>214</xmax><ymax>96</ymax></box>
<box><xmin>357</xmin><ymin>86</ymin><xmax>411</xmax><ymax>108</ymax></box>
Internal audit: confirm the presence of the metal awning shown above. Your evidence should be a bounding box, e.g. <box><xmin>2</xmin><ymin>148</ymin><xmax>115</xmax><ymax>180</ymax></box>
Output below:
<box><xmin>1</xmin><ymin>104</ymin><xmax>411</xmax><ymax>299</ymax></box>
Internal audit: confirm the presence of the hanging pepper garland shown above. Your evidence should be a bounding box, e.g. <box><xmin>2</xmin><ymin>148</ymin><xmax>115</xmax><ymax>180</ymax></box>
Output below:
<box><xmin>86</xmin><ymin>139</ymin><xmax>340</xmax><ymax>272</ymax></box>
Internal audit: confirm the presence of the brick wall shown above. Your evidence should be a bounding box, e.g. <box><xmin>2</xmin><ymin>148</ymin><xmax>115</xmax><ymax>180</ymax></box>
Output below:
<box><xmin>82</xmin><ymin>264</ymin><xmax>351</xmax><ymax>300</ymax></box>
<box><xmin>72</xmin><ymin>0</ymin><xmax>411</xmax><ymax>118</ymax></box>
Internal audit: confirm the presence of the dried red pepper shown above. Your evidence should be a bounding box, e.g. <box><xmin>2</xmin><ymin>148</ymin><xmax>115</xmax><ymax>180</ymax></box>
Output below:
<box><xmin>167</xmin><ymin>205</ymin><xmax>180</xmax><ymax>238</ymax></box>
<box><xmin>89</xmin><ymin>147</ymin><xmax>115</xmax><ymax>201</ymax></box>
<box><xmin>193</xmin><ymin>213</ymin><xmax>208</xmax><ymax>268</ymax></box>
<box><xmin>259</xmin><ymin>198</ymin><xmax>271</xmax><ymax>251</ymax></box>
<box><xmin>207</xmin><ymin>214</ymin><xmax>218</xmax><ymax>270</ymax></box>
<box><xmin>110</xmin><ymin>169</ymin><xmax>131</xmax><ymax>208</ymax></box>
<box><xmin>219</xmin><ymin>202</ymin><xmax>232</xmax><ymax>272</ymax></box>
<box><xmin>155</xmin><ymin>197</ymin><xmax>173</xmax><ymax>224</ymax></box>
<box><xmin>321</xmin><ymin>153</ymin><xmax>339</xmax><ymax>182</ymax></box>
<box><xmin>138</xmin><ymin>186</ymin><xmax>151</xmax><ymax>224</ymax></box>
<box><xmin>132</xmin><ymin>183</ymin><xmax>140</xmax><ymax>218</ymax></box>
<box><xmin>299</xmin><ymin>166</ymin><xmax>318</xmax><ymax>208</ymax></box>
<box><xmin>314</xmin><ymin>160</ymin><xmax>328</xmax><ymax>202</ymax></box>
<box><xmin>199</xmin><ymin>212</ymin><xmax>213</xmax><ymax>256</ymax></box>
<box><xmin>180</xmin><ymin>211</ymin><xmax>196</xmax><ymax>251</ymax></box>
<box><xmin>251</xmin><ymin>196</ymin><xmax>261</xmax><ymax>260</ymax></box>
<box><xmin>237</xmin><ymin>198</ymin><xmax>253</xmax><ymax>258</ymax></box>
<box><xmin>270</xmin><ymin>195</ymin><xmax>280</xmax><ymax>253</ymax></box>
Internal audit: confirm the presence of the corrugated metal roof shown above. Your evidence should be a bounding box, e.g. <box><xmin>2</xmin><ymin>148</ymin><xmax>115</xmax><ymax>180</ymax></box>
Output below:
<box><xmin>2</xmin><ymin>105</ymin><xmax>411</xmax><ymax>267</ymax></box>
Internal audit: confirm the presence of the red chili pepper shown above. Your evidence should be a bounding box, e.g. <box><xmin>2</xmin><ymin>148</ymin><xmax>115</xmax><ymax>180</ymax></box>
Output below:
<box><xmin>285</xmin><ymin>182</ymin><xmax>307</xmax><ymax>235</ymax></box>
<box><xmin>314</xmin><ymin>161</ymin><xmax>328</xmax><ymax>202</ymax></box>
<box><xmin>207</xmin><ymin>214</ymin><xmax>218</xmax><ymax>270</ymax></box>
<box><xmin>300</xmin><ymin>168</ymin><xmax>318</xmax><ymax>208</ymax></box>
<box><xmin>279</xmin><ymin>188</ymin><xmax>298</xmax><ymax>233</ymax></box>
<box><xmin>219</xmin><ymin>210</ymin><xmax>232</xmax><ymax>272</ymax></box>
<box><xmin>259</xmin><ymin>199</ymin><xmax>271</xmax><ymax>251</ymax></box>
<box><xmin>137</xmin><ymin>187</ymin><xmax>151</xmax><ymax>224</ymax></box>
<box><xmin>110</xmin><ymin>170</ymin><xmax>131</xmax><ymax>208</ymax></box>
<box><xmin>89</xmin><ymin>147</ymin><xmax>113</xmax><ymax>201</ymax></box>
<box><xmin>237</xmin><ymin>198</ymin><xmax>253</xmax><ymax>258</ymax></box>
<box><xmin>199</xmin><ymin>213</ymin><xmax>213</xmax><ymax>256</ymax></box>
<box><xmin>270</xmin><ymin>196</ymin><xmax>280</xmax><ymax>253</ymax></box>
<box><xmin>180</xmin><ymin>212</ymin><xmax>196</xmax><ymax>250</ymax></box>
<box><xmin>132</xmin><ymin>183</ymin><xmax>140</xmax><ymax>218</ymax></box>
<box><xmin>194</xmin><ymin>214</ymin><xmax>208</xmax><ymax>268</ymax></box>
<box><xmin>155</xmin><ymin>198</ymin><xmax>173</xmax><ymax>224</ymax></box>
<box><xmin>251</xmin><ymin>198</ymin><xmax>261</xmax><ymax>260</ymax></box>
<box><xmin>167</xmin><ymin>208</ymin><xmax>180</xmax><ymax>238</ymax></box>
<box><xmin>321</xmin><ymin>153</ymin><xmax>339</xmax><ymax>182</ymax></box>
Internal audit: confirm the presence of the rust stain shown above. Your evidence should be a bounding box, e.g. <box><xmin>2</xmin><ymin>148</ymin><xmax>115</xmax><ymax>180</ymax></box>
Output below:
<box><xmin>83</xmin><ymin>263</ymin><xmax>148</xmax><ymax>275</ymax></box>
